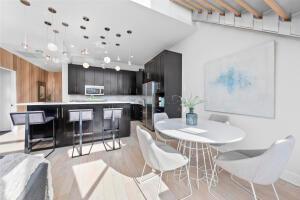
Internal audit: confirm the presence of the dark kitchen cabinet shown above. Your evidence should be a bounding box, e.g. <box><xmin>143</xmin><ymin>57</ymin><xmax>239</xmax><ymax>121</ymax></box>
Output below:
<box><xmin>117</xmin><ymin>72</ymin><xmax>123</xmax><ymax>94</ymax></box>
<box><xmin>68</xmin><ymin>65</ymin><xmax>77</xmax><ymax>94</ymax></box>
<box><xmin>144</xmin><ymin>50</ymin><xmax>182</xmax><ymax>118</ymax></box>
<box><xmin>95</xmin><ymin>68</ymin><xmax>104</xmax><ymax>86</ymax></box>
<box><xmin>110</xmin><ymin>70</ymin><xmax>118</xmax><ymax>95</ymax></box>
<box><xmin>68</xmin><ymin>64</ymin><xmax>85</xmax><ymax>95</ymax></box>
<box><xmin>122</xmin><ymin>71</ymin><xmax>130</xmax><ymax>95</ymax></box>
<box><xmin>103</xmin><ymin>69</ymin><xmax>111</xmax><ymax>95</ymax></box>
<box><xmin>136</xmin><ymin>70</ymin><xmax>143</xmax><ymax>95</ymax></box>
<box><xmin>85</xmin><ymin>68</ymin><xmax>95</xmax><ymax>85</ymax></box>
<box><xmin>68</xmin><ymin>64</ymin><xmax>142</xmax><ymax>96</ymax></box>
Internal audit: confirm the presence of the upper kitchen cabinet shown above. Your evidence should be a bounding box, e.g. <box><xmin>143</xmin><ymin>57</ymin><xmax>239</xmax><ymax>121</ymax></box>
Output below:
<box><xmin>94</xmin><ymin>68</ymin><xmax>104</xmax><ymax>86</ymax></box>
<box><xmin>68</xmin><ymin>64</ymin><xmax>85</xmax><ymax>95</ymax></box>
<box><xmin>135</xmin><ymin>70</ymin><xmax>144</xmax><ymax>95</ymax></box>
<box><xmin>85</xmin><ymin>67</ymin><xmax>95</xmax><ymax>86</ymax></box>
<box><xmin>68</xmin><ymin>64</ymin><xmax>143</xmax><ymax>96</ymax></box>
<box><xmin>144</xmin><ymin>50</ymin><xmax>182</xmax><ymax>118</ymax></box>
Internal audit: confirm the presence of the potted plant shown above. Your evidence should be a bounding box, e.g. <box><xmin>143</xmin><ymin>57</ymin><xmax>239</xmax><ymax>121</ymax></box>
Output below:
<box><xmin>181</xmin><ymin>95</ymin><xmax>205</xmax><ymax>125</ymax></box>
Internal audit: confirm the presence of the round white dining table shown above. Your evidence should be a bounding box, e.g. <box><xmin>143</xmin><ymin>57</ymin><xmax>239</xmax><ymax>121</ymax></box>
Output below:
<box><xmin>155</xmin><ymin>118</ymin><xmax>246</xmax><ymax>144</ymax></box>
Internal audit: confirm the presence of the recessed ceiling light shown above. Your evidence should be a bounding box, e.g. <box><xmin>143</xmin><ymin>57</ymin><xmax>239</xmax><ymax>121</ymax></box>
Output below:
<box><xmin>44</xmin><ymin>21</ymin><xmax>52</xmax><ymax>26</ymax></box>
<box><xmin>83</xmin><ymin>62</ymin><xmax>89</xmax><ymax>68</ymax></box>
<box><xmin>83</xmin><ymin>16</ymin><xmax>89</xmax><ymax>22</ymax></box>
<box><xmin>62</xmin><ymin>22</ymin><xmax>69</xmax><ymax>27</ymax></box>
<box><xmin>104</xmin><ymin>56</ymin><xmax>111</xmax><ymax>64</ymax></box>
<box><xmin>115</xmin><ymin>66</ymin><xmax>120</xmax><ymax>71</ymax></box>
<box><xmin>115</xmin><ymin>43</ymin><xmax>120</xmax><ymax>46</ymax></box>
<box><xmin>48</xmin><ymin>7</ymin><xmax>57</xmax><ymax>14</ymax></box>
<box><xmin>80</xmin><ymin>25</ymin><xmax>86</xmax><ymax>30</ymax></box>
<box><xmin>116</xmin><ymin>33</ymin><xmax>121</xmax><ymax>37</ymax></box>
<box><xmin>104</xmin><ymin>27</ymin><xmax>110</xmax><ymax>31</ymax></box>
<box><xmin>70</xmin><ymin>44</ymin><xmax>75</xmax><ymax>48</ymax></box>
<box><xmin>100</xmin><ymin>36</ymin><xmax>105</xmax><ymax>39</ymax></box>
<box><xmin>83</xmin><ymin>35</ymin><xmax>89</xmax><ymax>39</ymax></box>
<box><xmin>127</xmin><ymin>30</ymin><xmax>132</xmax><ymax>34</ymax></box>
<box><xmin>20</xmin><ymin>0</ymin><xmax>30</xmax><ymax>6</ymax></box>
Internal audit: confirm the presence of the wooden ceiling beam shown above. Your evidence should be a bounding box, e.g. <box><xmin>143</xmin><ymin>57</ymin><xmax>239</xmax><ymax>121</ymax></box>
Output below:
<box><xmin>195</xmin><ymin>0</ymin><xmax>225</xmax><ymax>15</ymax></box>
<box><xmin>185</xmin><ymin>0</ymin><xmax>206</xmax><ymax>11</ymax></box>
<box><xmin>235</xmin><ymin>0</ymin><xmax>262</xmax><ymax>19</ymax></box>
<box><xmin>264</xmin><ymin>0</ymin><xmax>290</xmax><ymax>21</ymax></box>
<box><xmin>213</xmin><ymin>0</ymin><xmax>241</xmax><ymax>17</ymax></box>
<box><xmin>171</xmin><ymin>0</ymin><xmax>199</xmax><ymax>12</ymax></box>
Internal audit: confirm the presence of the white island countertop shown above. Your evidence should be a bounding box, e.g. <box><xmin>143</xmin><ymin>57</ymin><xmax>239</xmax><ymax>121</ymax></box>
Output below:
<box><xmin>17</xmin><ymin>101</ymin><xmax>143</xmax><ymax>106</ymax></box>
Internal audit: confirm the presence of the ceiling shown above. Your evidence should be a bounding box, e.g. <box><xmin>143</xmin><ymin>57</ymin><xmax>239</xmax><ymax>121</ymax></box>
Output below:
<box><xmin>0</xmin><ymin>0</ymin><xmax>195</xmax><ymax>71</ymax></box>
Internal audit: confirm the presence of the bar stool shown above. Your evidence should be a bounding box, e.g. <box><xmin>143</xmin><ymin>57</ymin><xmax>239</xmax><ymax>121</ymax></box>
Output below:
<box><xmin>10</xmin><ymin>111</ymin><xmax>55</xmax><ymax>158</ymax></box>
<box><xmin>102</xmin><ymin>108</ymin><xmax>123</xmax><ymax>151</ymax></box>
<box><xmin>69</xmin><ymin>109</ymin><xmax>94</xmax><ymax>158</ymax></box>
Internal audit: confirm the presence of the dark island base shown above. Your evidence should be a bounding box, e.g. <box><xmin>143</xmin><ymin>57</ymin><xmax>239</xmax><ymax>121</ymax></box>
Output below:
<box><xmin>27</xmin><ymin>103</ymin><xmax>142</xmax><ymax>151</ymax></box>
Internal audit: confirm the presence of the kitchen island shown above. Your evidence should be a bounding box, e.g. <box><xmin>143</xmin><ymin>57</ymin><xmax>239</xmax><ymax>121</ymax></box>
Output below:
<box><xmin>20</xmin><ymin>102</ymin><xmax>143</xmax><ymax>152</ymax></box>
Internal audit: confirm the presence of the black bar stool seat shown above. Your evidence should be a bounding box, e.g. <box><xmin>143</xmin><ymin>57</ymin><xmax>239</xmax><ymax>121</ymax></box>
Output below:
<box><xmin>10</xmin><ymin>111</ymin><xmax>56</xmax><ymax>157</ymax></box>
<box><xmin>102</xmin><ymin>108</ymin><xmax>123</xmax><ymax>151</ymax></box>
<box><xmin>68</xmin><ymin>109</ymin><xmax>94</xmax><ymax>158</ymax></box>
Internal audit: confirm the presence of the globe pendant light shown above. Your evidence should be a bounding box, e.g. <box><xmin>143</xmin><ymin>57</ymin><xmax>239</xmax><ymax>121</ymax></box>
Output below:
<box><xmin>48</xmin><ymin>42</ymin><xmax>58</xmax><ymax>52</ymax></box>
<box><xmin>20</xmin><ymin>0</ymin><xmax>30</xmax><ymax>49</ymax></box>
<box><xmin>115</xmin><ymin>65</ymin><xmax>120</xmax><ymax>71</ymax></box>
<box><xmin>104</xmin><ymin>56</ymin><xmax>111</xmax><ymax>64</ymax></box>
<box><xmin>47</xmin><ymin>7</ymin><xmax>58</xmax><ymax>52</ymax></box>
<box><xmin>83</xmin><ymin>62</ymin><xmax>89</xmax><ymax>68</ymax></box>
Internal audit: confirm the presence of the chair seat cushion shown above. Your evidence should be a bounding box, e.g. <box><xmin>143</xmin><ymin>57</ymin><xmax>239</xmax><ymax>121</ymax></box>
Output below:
<box><xmin>217</xmin><ymin>149</ymin><xmax>267</xmax><ymax>161</ymax></box>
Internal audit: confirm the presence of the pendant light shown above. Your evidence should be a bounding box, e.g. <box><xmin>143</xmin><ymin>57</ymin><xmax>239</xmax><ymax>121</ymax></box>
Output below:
<box><xmin>48</xmin><ymin>29</ymin><xmax>59</xmax><ymax>51</ymax></box>
<box><xmin>20</xmin><ymin>0</ymin><xmax>30</xmax><ymax>49</ymax></box>
<box><xmin>83</xmin><ymin>62</ymin><xmax>89</xmax><ymax>68</ymax></box>
<box><xmin>47</xmin><ymin>7</ymin><xmax>58</xmax><ymax>52</ymax></box>
<box><xmin>127</xmin><ymin>30</ymin><xmax>133</xmax><ymax>66</ymax></box>
<box><xmin>103</xmin><ymin>27</ymin><xmax>111</xmax><ymax>64</ymax></box>
<box><xmin>115</xmin><ymin>65</ymin><xmax>120</xmax><ymax>71</ymax></box>
<box><xmin>62</xmin><ymin>22</ymin><xmax>69</xmax><ymax>56</ymax></box>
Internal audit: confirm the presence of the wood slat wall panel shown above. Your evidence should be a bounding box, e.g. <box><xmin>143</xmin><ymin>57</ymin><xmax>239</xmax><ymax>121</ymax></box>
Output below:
<box><xmin>46</xmin><ymin>72</ymin><xmax>62</xmax><ymax>102</ymax></box>
<box><xmin>0</xmin><ymin>47</ymin><xmax>62</xmax><ymax>103</ymax></box>
<box><xmin>0</xmin><ymin>48</ymin><xmax>14</xmax><ymax>70</ymax></box>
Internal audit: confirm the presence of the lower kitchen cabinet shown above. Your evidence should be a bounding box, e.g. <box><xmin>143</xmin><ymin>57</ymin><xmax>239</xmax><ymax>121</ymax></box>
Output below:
<box><xmin>27</xmin><ymin>103</ymin><xmax>133</xmax><ymax>148</ymax></box>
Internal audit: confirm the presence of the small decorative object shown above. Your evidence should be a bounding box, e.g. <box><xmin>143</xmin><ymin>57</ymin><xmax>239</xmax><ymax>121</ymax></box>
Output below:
<box><xmin>38</xmin><ymin>81</ymin><xmax>46</xmax><ymax>102</ymax></box>
<box><xmin>181</xmin><ymin>95</ymin><xmax>205</xmax><ymax>126</ymax></box>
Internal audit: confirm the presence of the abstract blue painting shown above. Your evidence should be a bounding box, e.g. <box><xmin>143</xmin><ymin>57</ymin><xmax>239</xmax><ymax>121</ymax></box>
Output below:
<box><xmin>215</xmin><ymin>67</ymin><xmax>252</xmax><ymax>94</ymax></box>
<box><xmin>204</xmin><ymin>41</ymin><xmax>275</xmax><ymax>118</ymax></box>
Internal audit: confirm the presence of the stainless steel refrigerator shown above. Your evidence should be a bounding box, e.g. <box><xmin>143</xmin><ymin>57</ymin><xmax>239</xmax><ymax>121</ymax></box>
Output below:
<box><xmin>142</xmin><ymin>81</ymin><xmax>158</xmax><ymax>130</ymax></box>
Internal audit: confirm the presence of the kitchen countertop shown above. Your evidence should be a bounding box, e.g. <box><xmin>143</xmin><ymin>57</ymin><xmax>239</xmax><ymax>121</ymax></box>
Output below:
<box><xmin>17</xmin><ymin>101</ymin><xmax>143</xmax><ymax>106</ymax></box>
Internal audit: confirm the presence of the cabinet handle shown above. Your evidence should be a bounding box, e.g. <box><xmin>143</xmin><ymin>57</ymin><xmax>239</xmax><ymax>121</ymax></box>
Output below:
<box><xmin>56</xmin><ymin>108</ymin><xmax>59</xmax><ymax>118</ymax></box>
<box><xmin>61</xmin><ymin>107</ymin><xmax>64</xmax><ymax>118</ymax></box>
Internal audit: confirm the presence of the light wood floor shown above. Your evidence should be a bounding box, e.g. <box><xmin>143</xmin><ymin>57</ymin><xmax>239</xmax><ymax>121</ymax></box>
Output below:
<box><xmin>1</xmin><ymin>122</ymin><xmax>299</xmax><ymax>200</ymax></box>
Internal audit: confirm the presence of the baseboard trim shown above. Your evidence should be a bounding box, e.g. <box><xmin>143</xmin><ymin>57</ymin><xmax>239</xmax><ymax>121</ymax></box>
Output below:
<box><xmin>281</xmin><ymin>170</ymin><xmax>300</xmax><ymax>187</ymax></box>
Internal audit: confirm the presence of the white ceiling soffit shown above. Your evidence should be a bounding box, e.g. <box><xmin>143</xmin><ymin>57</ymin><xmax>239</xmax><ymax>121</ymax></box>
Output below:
<box><xmin>171</xmin><ymin>0</ymin><xmax>300</xmax><ymax>38</ymax></box>
<box><xmin>0</xmin><ymin>0</ymin><xmax>195</xmax><ymax>72</ymax></box>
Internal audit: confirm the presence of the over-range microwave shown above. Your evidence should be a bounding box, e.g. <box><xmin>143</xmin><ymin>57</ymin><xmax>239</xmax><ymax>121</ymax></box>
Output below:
<box><xmin>85</xmin><ymin>85</ymin><xmax>104</xmax><ymax>96</ymax></box>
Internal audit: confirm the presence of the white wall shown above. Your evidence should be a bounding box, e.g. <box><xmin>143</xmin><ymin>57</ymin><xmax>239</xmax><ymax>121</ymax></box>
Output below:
<box><xmin>170</xmin><ymin>22</ymin><xmax>300</xmax><ymax>186</ymax></box>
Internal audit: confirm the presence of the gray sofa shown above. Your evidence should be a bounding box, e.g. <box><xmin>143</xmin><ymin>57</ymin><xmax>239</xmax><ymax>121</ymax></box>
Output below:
<box><xmin>0</xmin><ymin>155</ymin><xmax>49</xmax><ymax>200</ymax></box>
